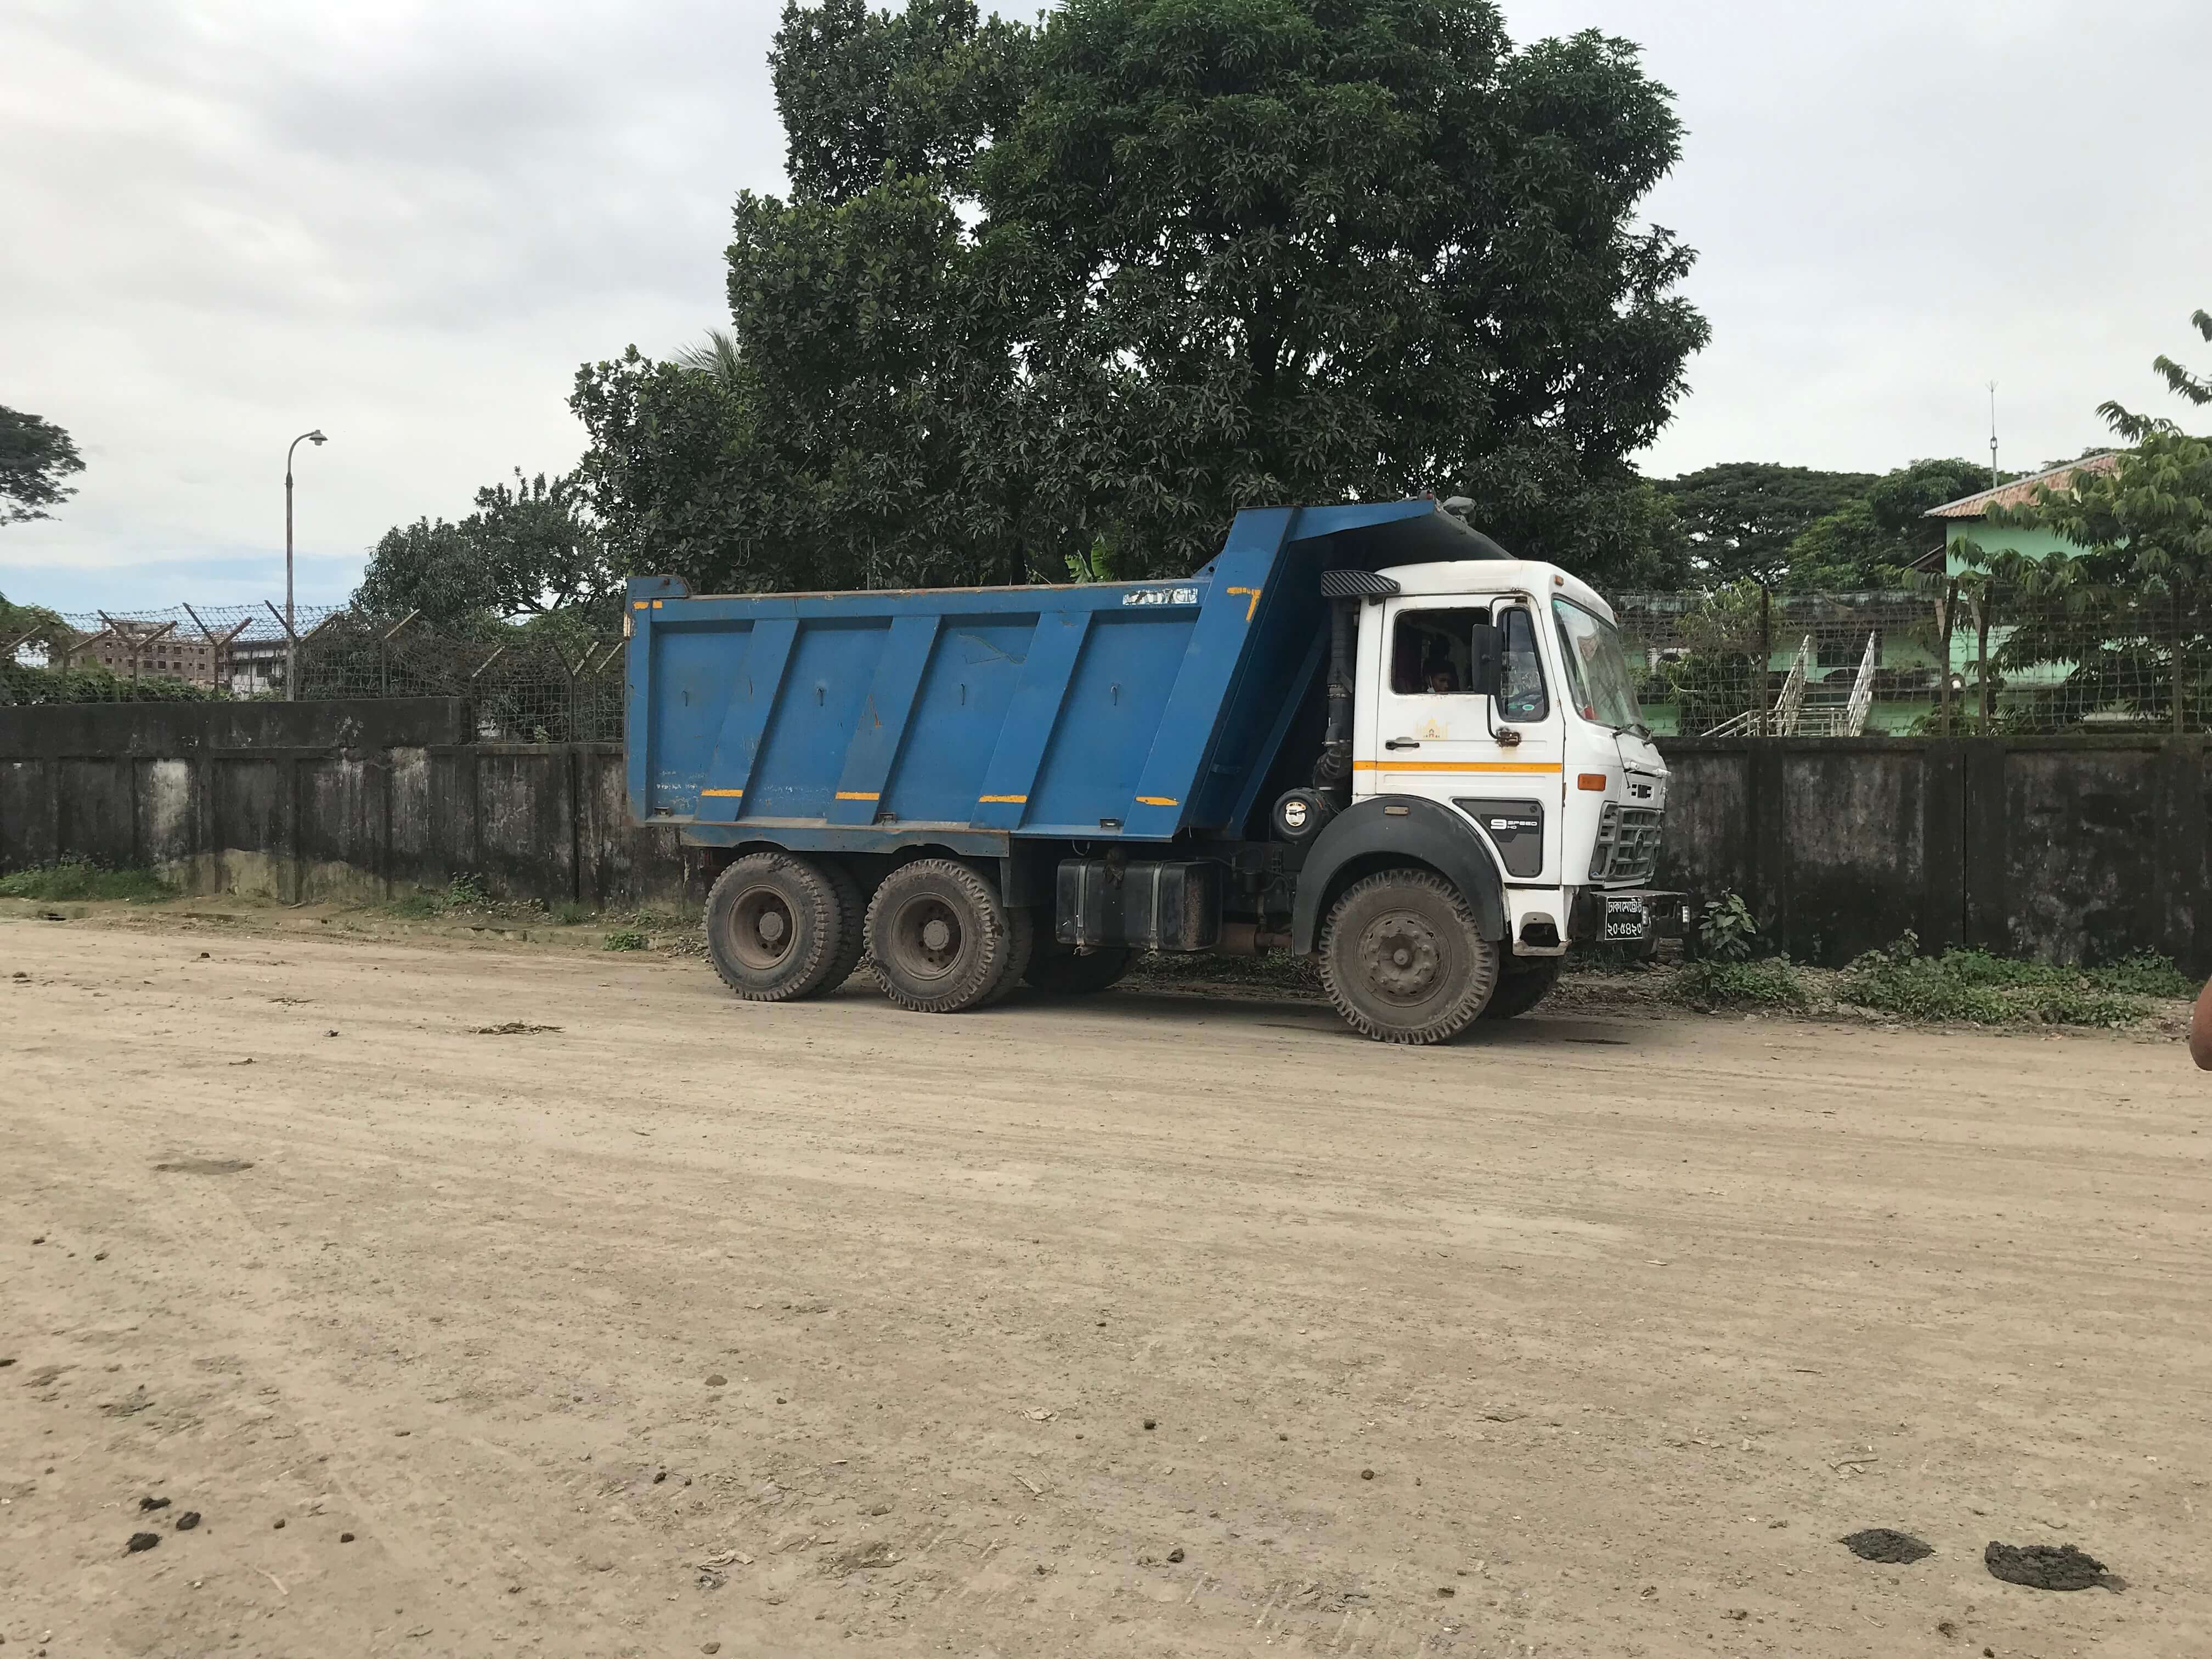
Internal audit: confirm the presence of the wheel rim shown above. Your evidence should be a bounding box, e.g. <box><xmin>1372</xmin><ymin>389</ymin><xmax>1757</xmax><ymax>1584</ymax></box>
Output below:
<box><xmin>890</xmin><ymin>893</ymin><xmax>963</xmax><ymax>981</ymax></box>
<box><xmin>725</xmin><ymin>884</ymin><xmax>796</xmax><ymax>971</ymax></box>
<box><xmin>1357</xmin><ymin>909</ymin><xmax>1446</xmax><ymax>1004</ymax></box>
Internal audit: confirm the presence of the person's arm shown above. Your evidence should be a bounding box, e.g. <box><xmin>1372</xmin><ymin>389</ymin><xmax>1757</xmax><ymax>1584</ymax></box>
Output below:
<box><xmin>2191</xmin><ymin>976</ymin><xmax>2212</xmax><ymax>1070</ymax></box>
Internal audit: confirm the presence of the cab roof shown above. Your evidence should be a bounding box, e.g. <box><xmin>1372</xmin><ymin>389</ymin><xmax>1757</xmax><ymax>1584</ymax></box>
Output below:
<box><xmin>1376</xmin><ymin>558</ymin><xmax>1616</xmax><ymax>624</ymax></box>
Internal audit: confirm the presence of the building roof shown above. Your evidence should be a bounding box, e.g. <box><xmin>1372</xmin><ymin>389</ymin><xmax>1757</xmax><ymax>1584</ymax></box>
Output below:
<box><xmin>1924</xmin><ymin>452</ymin><xmax>2121</xmax><ymax>520</ymax></box>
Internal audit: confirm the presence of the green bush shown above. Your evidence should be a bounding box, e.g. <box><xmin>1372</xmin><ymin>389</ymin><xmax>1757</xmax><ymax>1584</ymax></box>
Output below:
<box><xmin>1696</xmin><ymin>891</ymin><xmax>1760</xmax><ymax>962</ymax></box>
<box><xmin>549</xmin><ymin>901</ymin><xmax>593</xmax><ymax>926</ymax></box>
<box><xmin>1838</xmin><ymin>934</ymin><xmax>2157</xmax><ymax>1026</ymax></box>
<box><xmin>0</xmin><ymin>860</ymin><xmax>171</xmax><ymax>902</ymax></box>
<box><xmin>0</xmin><ymin>660</ymin><xmax>231</xmax><ymax>706</ymax></box>
<box><xmin>2096</xmin><ymin>951</ymin><xmax>2198</xmax><ymax>1000</ymax></box>
<box><xmin>1679</xmin><ymin>957</ymin><xmax>1808</xmax><ymax>1008</ymax></box>
<box><xmin>603</xmin><ymin>928</ymin><xmax>649</xmax><ymax>951</ymax></box>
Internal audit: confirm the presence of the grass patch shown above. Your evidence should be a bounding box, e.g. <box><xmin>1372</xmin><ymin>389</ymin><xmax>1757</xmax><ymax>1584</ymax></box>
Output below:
<box><xmin>549</xmin><ymin>900</ymin><xmax>594</xmax><ymax>926</ymax></box>
<box><xmin>1838</xmin><ymin>935</ymin><xmax>2163</xmax><ymax>1026</ymax></box>
<box><xmin>1679</xmin><ymin>957</ymin><xmax>1809</xmax><ymax>1009</ymax></box>
<box><xmin>386</xmin><ymin>874</ymin><xmax>497</xmax><ymax>920</ymax></box>
<box><xmin>603</xmin><ymin>928</ymin><xmax>650</xmax><ymax>951</ymax></box>
<box><xmin>0</xmin><ymin>860</ymin><xmax>171</xmax><ymax>902</ymax></box>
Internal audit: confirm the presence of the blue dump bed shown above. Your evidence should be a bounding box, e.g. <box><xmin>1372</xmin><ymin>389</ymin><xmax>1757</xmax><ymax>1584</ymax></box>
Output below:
<box><xmin>627</xmin><ymin>500</ymin><xmax>1494</xmax><ymax>849</ymax></box>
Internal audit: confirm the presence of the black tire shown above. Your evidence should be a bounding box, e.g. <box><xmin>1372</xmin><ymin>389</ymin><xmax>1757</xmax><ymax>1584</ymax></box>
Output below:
<box><xmin>703</xmin><ymin>852</ymin><xmax>853</xmax><ymax>1002</ymax></box>
<box><xmin>814</xmin><ymin>860</ymin><xmax>869</xmax><ymax>994</ymax></box>
<box><xmin>1024</xmin><ymin>939</ymin><xmax>1133</xmax><ymax>995</ymax></box>
<box><xmin>865</xmin><ymin>859</ymin><xmax>1022</xmax><ymax>1014</ymax></box>
<box><xmin>978</xmin><ymin>905</ymin><xmax>1039</xmax><ymax>1007</ymax></box>
<box><xmin>1318</xmin><ymin>868</ymin><xmax>1499</xmax><ymax>1044</ymax></box>
<box><xmin>1482</xmin><ymin>956</ymin><xmax>1561</xmax><ymax>1020</ymax></box>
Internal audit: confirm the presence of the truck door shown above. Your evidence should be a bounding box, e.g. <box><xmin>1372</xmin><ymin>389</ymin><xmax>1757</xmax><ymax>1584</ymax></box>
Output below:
<box><xmin>1365</xmin><ymin>597</ymin><xmax>1564</xmax><ymax>885</ymax></box>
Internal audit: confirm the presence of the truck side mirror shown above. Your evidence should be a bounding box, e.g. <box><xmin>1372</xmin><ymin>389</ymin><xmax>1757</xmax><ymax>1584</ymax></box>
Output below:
<box><xmin>1467</xmin><ymin>620</ymin><xmax>1502</xmax><ymax>698</ymax></box>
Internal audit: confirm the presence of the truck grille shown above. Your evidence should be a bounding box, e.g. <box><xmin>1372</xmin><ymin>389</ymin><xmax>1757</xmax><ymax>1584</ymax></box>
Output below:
<box><xmin>1589</xmin><ymin>804</ymin><xmax>1662</xmax><ymax>884</ymax></box>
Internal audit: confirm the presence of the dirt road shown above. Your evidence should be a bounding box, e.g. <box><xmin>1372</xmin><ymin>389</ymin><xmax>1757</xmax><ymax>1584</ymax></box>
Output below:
<box><xmin>4</xmin><ymin>914</ymin><xmax>2207</xmax><ymax>1658</ymax></box>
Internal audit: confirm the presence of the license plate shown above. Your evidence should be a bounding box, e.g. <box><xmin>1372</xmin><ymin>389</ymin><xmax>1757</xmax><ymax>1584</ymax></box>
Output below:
<box><xmin>1602</xmin><ymin>896</ymin><xmax>1650</xmax><ymax>942</ymax></box>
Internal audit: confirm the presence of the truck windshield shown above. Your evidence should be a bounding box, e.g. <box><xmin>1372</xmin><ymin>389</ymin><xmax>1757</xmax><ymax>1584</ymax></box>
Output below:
<box><xmin>1552</xmin><ymin>599</ymin><xmax>1642</xmax><ymax>730</ymax></box>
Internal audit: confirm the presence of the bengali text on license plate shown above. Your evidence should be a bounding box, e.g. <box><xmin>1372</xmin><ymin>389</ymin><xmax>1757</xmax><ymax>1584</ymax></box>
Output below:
<box><xmin>1604</xmin><ymin>899</ymin><xmax>1649</xmax><ymax>941</ymax></box>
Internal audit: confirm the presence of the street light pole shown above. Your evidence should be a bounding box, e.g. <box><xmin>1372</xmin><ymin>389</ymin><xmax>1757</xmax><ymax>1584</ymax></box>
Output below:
<box><xmin>284</xmin><ymin>429</ymin><xmax>327</xmax><ymax>699</ymax></box>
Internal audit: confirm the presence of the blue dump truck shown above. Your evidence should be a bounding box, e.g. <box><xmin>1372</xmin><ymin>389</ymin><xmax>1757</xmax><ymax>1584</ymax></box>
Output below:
<box><xmin>626</xmin><ymin>500</ymin><xmax>1678</xmax><ymax>1043</ymax></box>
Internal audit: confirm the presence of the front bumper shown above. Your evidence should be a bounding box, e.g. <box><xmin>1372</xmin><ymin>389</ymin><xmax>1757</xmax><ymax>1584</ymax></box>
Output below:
<box><xmin>1568</xmin><ymin>888</ymin><xmax>1689</xmax><ymax>945</ymax></box>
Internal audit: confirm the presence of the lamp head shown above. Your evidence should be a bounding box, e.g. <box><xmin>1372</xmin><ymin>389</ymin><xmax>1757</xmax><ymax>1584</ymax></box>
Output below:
<box><xmin>307</xmin><ymin>430</ymin><xmax>327</xmax><ymax>446</ymax></box>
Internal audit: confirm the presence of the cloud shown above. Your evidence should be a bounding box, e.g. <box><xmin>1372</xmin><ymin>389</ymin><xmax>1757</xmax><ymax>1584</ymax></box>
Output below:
<box><xmin>4</xmin><ymin>0</ymin><xmax>2207</xmax><ymax>609</ymax></box>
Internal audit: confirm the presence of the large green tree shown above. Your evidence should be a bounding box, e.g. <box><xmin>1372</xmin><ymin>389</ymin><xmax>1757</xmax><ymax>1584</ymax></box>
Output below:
<box><xmin>353</xmin><ymin>469</ymin><xmax>614</xmax><ymax>629</ymax></box>
<box><xmin>579</xmin><ymin>0</ymin><xmax>1706</xmax><ymax>593</ymax></box>
<box><xmin>1658</xmin><ymin>462</ymin><xmax>1877</xmax><ymax>585</ymax></box>
<box><xmin>1</xmin><ymin>405</ymin><xmax>86</xmax><ymax>527</ymax></box>
<box><xmin>1780</xmin><ymin>456</ymin><xmax>1996</xmax><ymax>590</ymax></box>
<box><xmin>981</xmin><ymin>0</ymin><xmax>1707</xmax><ymax>581</ymax></box>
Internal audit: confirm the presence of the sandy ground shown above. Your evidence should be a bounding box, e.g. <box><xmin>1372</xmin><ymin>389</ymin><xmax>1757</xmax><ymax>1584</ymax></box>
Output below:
<box><xmin>3</xmin><ymin>906</ymin><xmax>2208</xmax><ymax>1659</ymax></box>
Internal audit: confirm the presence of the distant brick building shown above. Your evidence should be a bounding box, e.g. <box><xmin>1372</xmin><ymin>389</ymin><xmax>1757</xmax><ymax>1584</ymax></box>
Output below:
<box><xmin>66</xmin><ymin>619</ymin><xmax>280</xmax><ymax>693</ymax></box>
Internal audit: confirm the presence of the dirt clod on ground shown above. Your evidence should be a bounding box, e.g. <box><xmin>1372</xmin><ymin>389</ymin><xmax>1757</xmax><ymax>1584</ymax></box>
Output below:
<box><xmin>1841</xmin><ymin>1528</ymin><xmax>1933</xmax><ymax>1564</ymax></box>
<box><xmin>152</xmin><ymin>1158</ymin><xmax>253</xmax><ymax>1175</ymax></box>
<box><xmin>125</xmin><ymin>1533</ymin><xmax>159</xmax><ymax>1553</ymax></box>
<box><xmin>1984</xmin><ymin>1541</ymin><xmax>2109</xmax><ymax>1590</ymax></box>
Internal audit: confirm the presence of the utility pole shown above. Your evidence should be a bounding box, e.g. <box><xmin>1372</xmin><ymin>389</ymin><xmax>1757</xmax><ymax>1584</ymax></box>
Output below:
<box><xmin>284</xmin><ymin>429</ymin><xmax>328</xmax><ymax>699</ymax></box>
<box><xmin>1988</xmin><ymin>382</ymin><xmax>1999</xmax><ymax>490</ymax></box>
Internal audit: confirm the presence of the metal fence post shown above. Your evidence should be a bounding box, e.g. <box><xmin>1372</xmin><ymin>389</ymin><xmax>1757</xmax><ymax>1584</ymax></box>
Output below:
<box><xmin>1939</xmin><ymin>582</ymin><xmax>1957</xmax><ymax>737</ymax></box>
<box><xmin>1755</xmin><ymin>584</ymin><xmax>1771</xmax><ymax>737</ymax></box>
<box><xmin>2175</xmin><ymin>586</ymin><xmax>2187</xmax><ymax>736</ymax></box>
<box><xmin>1977</xmin><ymin>590</ymin><xmax>1993</xmax><ymax>734</ymax></box>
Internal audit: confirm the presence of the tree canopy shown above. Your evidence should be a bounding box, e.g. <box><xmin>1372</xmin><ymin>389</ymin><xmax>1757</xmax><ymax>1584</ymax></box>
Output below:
<box><xmin>575</xmin><ymin>0</ymin><xmax>1709</xmax><ymax>594</ymax></box>
<box><xmin>1779</xmin><ymin>457</ymin><xmax>1995</xmax><ymax>590</ymax></box>
<box><xmin>1658</xmin><ymin>462</ymin><xmax>1878</xmax><ymax>585</ymax></box>
<box><xmin>353</xmin><ymin>469</ymin><xmax>614</xmax><ymax>631</ymax></box>
<box><xmin>1</xmin><ymin>405</ymin><xmax>86</xmax><ymax>527</ymax></box>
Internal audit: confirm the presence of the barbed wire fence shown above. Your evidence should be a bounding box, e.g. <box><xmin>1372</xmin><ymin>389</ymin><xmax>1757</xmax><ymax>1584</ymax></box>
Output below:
<box><xmin>10</xmin><ymin>583</ymin><xmax>2212</xmax><ymax>740</ymax></box>
<box><xmin>4</xmin><ymin>605</ymin><xmax>625</xmax><ymax>742</ymax></box>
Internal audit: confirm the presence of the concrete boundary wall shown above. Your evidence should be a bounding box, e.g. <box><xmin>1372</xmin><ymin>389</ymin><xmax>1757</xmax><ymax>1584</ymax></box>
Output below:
<box><xmin>1658</xmin><ymin>735</ymin><xmax>2210</xmax><ymax>972</ymax></box>
<box><xmin>0</xmin><ymin>699</ymin><xmax>692</xmax><ymax>912</ymax></box>
<box><xmin>4</xmin><ymin>702</ymin><xmax>2207</xmax><ymax>969</ymax></box>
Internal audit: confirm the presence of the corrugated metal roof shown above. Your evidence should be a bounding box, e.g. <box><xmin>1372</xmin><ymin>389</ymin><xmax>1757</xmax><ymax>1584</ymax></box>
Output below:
<box><xmin>1924</xmin><ymin>452</ymin><xmax>2121</xmax><ymax>518</ymax></box>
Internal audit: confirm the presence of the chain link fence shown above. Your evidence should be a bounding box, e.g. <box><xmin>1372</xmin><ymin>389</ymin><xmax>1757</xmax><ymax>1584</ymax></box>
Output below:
<box><xmin>1613</xmin><ymin>584</ymin><xmax>2212</xmax><ymax>737</ymax></box>
<box><xmin>13</xmin><ymin>584</ymin><xmax>2212</xmax><ymax>740</ymax></box>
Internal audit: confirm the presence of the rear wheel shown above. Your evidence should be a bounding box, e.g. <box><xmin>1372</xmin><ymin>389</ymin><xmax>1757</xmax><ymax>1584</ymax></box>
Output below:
<box><xmin>1023</xmin><ymin>939</ymin><xmax>1133</xmax><ymax>995</ymax></box>
<box><xmin>703</xmin><ymin>852</ymin><xmax>853</xmax><ymax>1002</ymax></box>
<box><xmin>865</xmin><ymin>859</ymin><xmax>1022</xmax><ymax>1014</ymax></box>
<box><xmin>978</xmin><ymin>905</ymin><xmax>1039</xmax><ymax>1006</ymax></box>
<box><xmin>1482</xmin><ymin>956</ymin><xmax>1561</xmax><ymax>1020</ymax></box>
<box><xmin>814</xmin><ymin>860</ymin><xmax>869</xmax><ymax>995</ymax></box>
<box><xmin>1318</xmin><ymin>869</ymin><xmax>1498</xmax><ymax>1044</ymax></box>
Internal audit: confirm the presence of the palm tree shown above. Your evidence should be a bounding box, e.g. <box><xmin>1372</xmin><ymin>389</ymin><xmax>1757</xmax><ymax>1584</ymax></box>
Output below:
<box><xmin>675</xmin><ymin>328</ymin><xmax>743</xmax><ymax>387</ymax></box>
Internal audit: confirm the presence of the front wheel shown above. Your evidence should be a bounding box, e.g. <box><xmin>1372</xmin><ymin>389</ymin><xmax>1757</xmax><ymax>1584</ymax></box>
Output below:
<box><xmin>1318</xmin><ymin>869</ymin><xmax>1499</xmax><ymax>1044</ymax></box>
<box><xmin>1482</xmin><ymin>957</ymin><xmax>1561</xmax><ymax>1020</ymax></box>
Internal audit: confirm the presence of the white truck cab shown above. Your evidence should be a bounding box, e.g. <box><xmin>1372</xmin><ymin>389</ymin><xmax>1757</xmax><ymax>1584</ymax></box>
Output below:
<box><xmin>1354</xmin><ymin>558</ymin><xmax>1672</xmax><ymax>957</ymax></box>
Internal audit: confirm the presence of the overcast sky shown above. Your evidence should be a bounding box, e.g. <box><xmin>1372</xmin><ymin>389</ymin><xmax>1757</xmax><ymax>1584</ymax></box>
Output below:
<box><xmin>4</xmin><ymin>0</ymin><xmax>2207</xmax><ymax>612</ymax></box>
